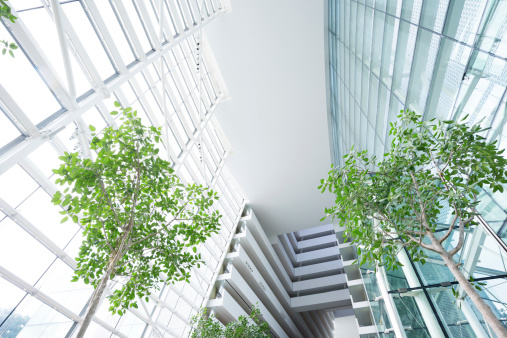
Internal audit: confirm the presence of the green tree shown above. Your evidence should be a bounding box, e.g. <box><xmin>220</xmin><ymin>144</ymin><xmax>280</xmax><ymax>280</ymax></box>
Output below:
<box><xmin>0</xmin><ymin>0</ymin><xmax>17</xmax><ymax>57</ymax></box>
<box><xmin>191</xmin><ymin>305</ymin><xmax>270</xmax><ymax>338</ymax></box>
<box><xmin>52</xmin><ymin>104</ymin><xmax>221</xmax><ymax>338</ymax></box>
<box><xmin>320</xmin><ymin>110</ymin><xmax>507</xmax><ymax>337</ymax></box>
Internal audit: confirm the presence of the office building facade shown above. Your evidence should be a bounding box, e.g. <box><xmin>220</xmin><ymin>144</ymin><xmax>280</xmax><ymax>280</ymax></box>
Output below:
<box><xmin>328</xmin><ymin>0</ymin><xmax>507</xmax><ymax>337</ymax></box>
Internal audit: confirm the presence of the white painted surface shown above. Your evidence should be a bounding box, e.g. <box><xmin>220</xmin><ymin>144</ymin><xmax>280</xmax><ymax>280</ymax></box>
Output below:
<box><xmin>298</xmin><ymin>234</ymin><xmax>337</xmax><ymax>249</ymax></box>
<box><xmin>219</xmin><ymin>266</ymin><xmax>290</xmax><ymax>338</ymax></box>
<box><xmin>297</xmin><ymin>246</ymin><xmax>340</xmax><ymax>263</ymax></box>
<box><xmin>295</xmin><ymin>260</ymin><xmax>343</xmax><ymax>277</ymax></box>
<box><xmin>291</xmin><ymin>289</ymin><xmax>350</xmax><ymax>312</ymax></box>
<box><xmin>293</xmin><ymin>274</ymin><xmax>347</xmax><ymax>292</ymax></box>
<box><xmin>204</xmin><ymin>0</ymin><xmax>334</xmax><ymax>237</ymax></box>
<box><xmin>333</xmin><ymin>315</ymin><xmax>360</xmax><ymax>338</ymax></box>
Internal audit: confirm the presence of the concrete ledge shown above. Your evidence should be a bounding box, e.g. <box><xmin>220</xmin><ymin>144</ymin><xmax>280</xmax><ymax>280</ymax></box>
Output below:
<box><xmin>291</xmin><ymin>289</ymin><xmax>351</xmax><ymax>312</ymax></box>
<box><xmin>293</xmin><ymin>274</ymin><xmax>347</xmax><ymax>292</ymax></box>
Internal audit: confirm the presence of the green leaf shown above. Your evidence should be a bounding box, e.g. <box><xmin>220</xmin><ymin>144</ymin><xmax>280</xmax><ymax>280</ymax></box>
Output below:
<box><xmin>50</xmin><ymin>106</ymin><xmax>223</xmax><ymax>321</ymax></box>
<box><xmin>114</xmin><ymin>101</ymin><xmax>121</xmax><ymax>107</ymax></box>
<box><xmin>60</xmin><ymin>216</ymin><xmax>69</xmax><ymax>224</ymax></box>
<box><xmin>89</xmin><ymin>125</ymin><xmax>96</xmax><ymax>131</ymax></box>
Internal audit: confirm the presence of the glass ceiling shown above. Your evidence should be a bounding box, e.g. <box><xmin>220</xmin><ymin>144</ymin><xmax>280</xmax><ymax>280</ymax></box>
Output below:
<box><xmin>0</xmin><ymin>1</ymin><xmax>245</xmax><ymax>337</ymax></box>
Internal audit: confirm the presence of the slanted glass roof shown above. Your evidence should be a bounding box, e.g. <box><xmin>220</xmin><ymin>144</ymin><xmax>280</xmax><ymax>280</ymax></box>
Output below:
<box><xmin>0</xmin><ymin>1</ymin><xmax>245</xmax><ymax>337</ymax></box>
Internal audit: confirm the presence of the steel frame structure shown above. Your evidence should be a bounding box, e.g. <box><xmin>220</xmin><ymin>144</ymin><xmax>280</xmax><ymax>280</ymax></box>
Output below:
<box><xmin>0</xmin><ymin>0</ymin><xmax>246</xmax><ymax>337</ymax></box>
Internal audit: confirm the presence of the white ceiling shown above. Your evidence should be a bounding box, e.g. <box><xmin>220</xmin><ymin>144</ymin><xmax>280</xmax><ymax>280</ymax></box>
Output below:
<box><xmin>205</xmin><ymin>0</ymin><xmax>335</xmax><ymax>237</ymax></box>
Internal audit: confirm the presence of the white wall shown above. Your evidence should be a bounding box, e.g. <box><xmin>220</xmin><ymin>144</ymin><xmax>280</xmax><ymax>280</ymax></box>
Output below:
<box><xmin>204</xmin><ymin>0</ymin><xmax>335</xmax><ymax>237</ymax></box>
<box><xmin>334</xmin><ymin>315</ymin><xmax>360</xmax><ymax>338</ymax></box>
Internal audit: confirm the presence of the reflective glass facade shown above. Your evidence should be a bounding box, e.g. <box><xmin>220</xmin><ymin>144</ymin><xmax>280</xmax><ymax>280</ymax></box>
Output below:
<box><xmin>0</xmin><ymin>1</ymin><xmax>245</xmax><ymax>337</ymax></box>
<box><xmin>329</xmin><ymin>0</ymin><xmax>507</xmax><ymax>337</ymax></box>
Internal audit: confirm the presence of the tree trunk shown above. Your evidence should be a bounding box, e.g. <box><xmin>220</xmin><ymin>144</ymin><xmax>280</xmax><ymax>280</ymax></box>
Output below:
<box><xmin>76</xmin><ymin>266</ymin><xmax>114</xmax><ymax>338</ymax></box>
<box><xmin>76</xmin><ymin>229</ymin><xmax>131</xmax><ymax>337</ymax></box>
<box><xmin>439</xmin><ymin>251</ymin><xmax>507</xmax><ymax>337</ymax></box>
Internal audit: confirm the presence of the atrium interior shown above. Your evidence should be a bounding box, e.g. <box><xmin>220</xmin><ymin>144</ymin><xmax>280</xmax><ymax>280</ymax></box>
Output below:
<box><xmin>0</xmin><ymin>0</ymin><xmax>507</xmax><ymax>337</ymax></box>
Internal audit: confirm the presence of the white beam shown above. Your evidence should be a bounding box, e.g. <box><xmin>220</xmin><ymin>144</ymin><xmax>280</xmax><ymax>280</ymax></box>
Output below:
<box><xmin>0</xmin><ymin>11</ymin><xmax>222</xmax><ymax>175</ymax></box>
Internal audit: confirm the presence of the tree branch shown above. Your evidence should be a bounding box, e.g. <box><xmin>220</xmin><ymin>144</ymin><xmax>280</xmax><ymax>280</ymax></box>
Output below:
<box><xmin>406</xmin><ymin>234</ymin><xmax>440</xmax><ymax>253</ymax></box>
<box><xmin>123</xmin><ymin>199</ymin><xmax>193</xmax><ymax>253</ymax></box>
<box><xmin>447</xmin><ymin>207</ymin><xmax>476</xmax><ymax>256</ymax></box>
<box><xmin>439</xmin><ymin>206</ymin><xmax>459</xmax><ymax>244</ymax></box>
<box><xmin>100</xmin><ymin>219</ymin><xmax>114</xmax><ymax>252</ymax></box>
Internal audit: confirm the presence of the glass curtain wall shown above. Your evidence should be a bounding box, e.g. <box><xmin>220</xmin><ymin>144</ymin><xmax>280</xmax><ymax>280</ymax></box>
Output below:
<box><xmin>329</xmin><ymin>0</ymin><xmax>507</xmax><ymax>337</ymax></box>
<box><xmin>0</xmin><ymin>1</ymin><xmax>244</xmax><ymax>337</ymax></box>
<box><xmin>329</xmin><ymin>0</ymin><xmax>507</xmax><ymax>246</ymax></box>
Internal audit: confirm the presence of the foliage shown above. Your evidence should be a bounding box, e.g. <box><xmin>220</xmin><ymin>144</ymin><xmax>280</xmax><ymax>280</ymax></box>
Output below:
<box><xmin>320</xmin><ymin>110</ymin><xmax>507</xmax><ymax>270</ymax></box>
<box><xmin>0</xmin><ymin>0</ymin><xmax>17</xmax><ymax>57</ymax></box>
<box><xmin>191</xmin><ymin>305</ymin><xmax>270</xmax><ymax>338</ymax></box>
<box><xmin>52</xmin><ymin>103</ymin><xmax>221</xmax><ymax>318</ymax></box>
<box><xmin>1</xmin><ymin>40</ymin><xmax>17</xmax><ymax>57</ymax></box>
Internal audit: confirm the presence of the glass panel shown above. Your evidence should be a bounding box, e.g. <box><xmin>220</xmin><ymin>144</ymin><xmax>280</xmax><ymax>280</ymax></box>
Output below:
<box><xmin>121</xmin><ymin>0</ymin><xmax>153</xmax><ymax>53</ymax></box>
<box><xmin>363</xmin><ymin>7</ymin><xmax>374</xmax><ymax>68</ymax></box>
<box><xmin>361</xmin><ymin>110</ymin><xmax>367</xmax><ymax>151</ymax></box>
<box><xmin>344</xmin><ymin>0</ymin><xmax>350</xmax><ymax>48</ymax></box>
<box><xmin>420</xmin><ymin>0</ymin><xmax>450</xmax><ymax>33</ymax></box>
<box><xmin>0</xmin><ymin>218</ymin><xmax>57</xmax><ymax>285</ymax></box>
<box><xmin>0</xmin><ymin>111</ymin><xmax>21</xmax><ymax>149</ymax></box>
<box><xmin>385</xmin><ymin>93</ymin><xmax>404</xmax><ymax>148</ymax></box>
<box><xmin>116</xmin><ymin>311</ymin><xmax>146</xmax><ymax>338</ymax></box>
<box><xmin>349</xmin><ymin>50</ymin><xmax>355</xmax><ymax>104</ymax></box>
<box><xmin>0</xmin><ymin>165</ymin><xmax>38</xmax><ymax>207</ymax></box>
<box><xmin>453</xmin><ymin>52</ymin><xmax>507</xmax><ymax>129</ymax></box>
<box><xmin>8</xmin><ymin>0</ymin><xmax>42</xmax><ymax>11</ymax></box>
<box><xmin>355</xmin><ymin>57</ymin><xmax>362</xmax><ymax>101</ymax></box>
<box><xmin>476</xmin><ymin>0</ymin><xmax>507</xmax><ymax>59</ymax></box>
<box><xmin>401</xmin><ymin>0</ymin><xmax>423</xmax><ymax>24</ymax></box>
<box><xmin>168</xmin><ymin>313</ymin><xmax>186</xmax><ymax>337</ymax></box>
<box><xmin>385</xmin><ymin>267</ymin><xmax>431</xmax><ymax>337</ymax></box>
<box><xmin>375</xmin><ymin>0</ymin><xmax>387</xmax><ymax>11</ymax></box>
<box><xmin>376</xmin><ymin>82</ymin><xmax>391</xmax><ymax>142</ymax></box>
<box><xmin>34</xmin><ymin>259</ymin><xmax>93</xmax><ymax>314</ymax></box>
<box><xmin>0</xmin><ymin>278</ymin><xmax>26</xmax><ymax>326</ymax></box>
<box><xmin>386</xmin><ymin>0</ymin><xmax>402</xmax><ymax>16</ymax></box>
<box><xmin>406</xmin><ymin>30</ymin><xmax>440</xmax><ymax>114</ymax></box>
<box><xmin>19</xmin><ymin>9</ymin><xmax>93</xmax><ymax>98</ymax></box>
<box><xmin>17</xmin><ymin>188</ymin><xmax>80</xmax><ymax>249</ymax></box>
<box><xmin>380</xmin><ymin>15</ymin><xmax>400</xmax><ymax>89</ymax></box>
<box><xmin>361</xmin><ymin>64</ymin><xmax>370</xmax><ymax>114</ymax></box>
<box><xmin>26</xmin><ymin>142</ymin><xmax>61</xmax><ymax>179</ymax></box>
<box><xmin>392</xmin><ymin>21</ymin><xmax>418</xmax><ymax>103</ymax></box>
<box><xmin>374</xmin><ymin>134</ymin><xmax>385</xmax><ymax>165</ymax></box>
<box><xmin>367</xmin><ymin>74</ymin><xmax>379</xmax><ymax>135</ymax></box>
<box><xmin>81</xmin><ymin>107</ymin><xmax>107</xmax><ymax>134</ymax></box>
<box><xmin>367</xmin><ymin>122</ymin><xmax>375</xmax><ymax>157</ymax></box>
<box><xmin>356</xmin><ymin>3</ymin><xmax>365</xmax><ymax>61</ymax></box>
<box><xmin>93</xmin><ymin>0</ymin><xmax>136</xmax><ymax>65</ymax></box>
<box><xmin>0</xmin><ymin>25</ymin><xmax>62</xmax><ymax>126</ymax></box>
<box><xmin>371</xmin><ymin>11</ymin><xmax>386</xmax><ymax>77</ymax></box>
<box><xmin>427</xmin><ymin>287</ymin><xmax>477</xmax><ymax>337</ymax></box>
<box><xmin>355</xmin><ymin>99</ymin><xmax>361</xmax><ymax>148</ymax></box>
<box><xmin>425</xmin><ymin>38</ymin><xmax>472</xmax><ymax>121</ymax></box>
<box><xmin>62</xmin><ymin>2</ymin><xmax>115</xmax><ymax>79</ymax></box>
<box><xmin>10</xmin><ymin>297</ymin><xmax>74</xmax><ymax>338</ymax></box>
<box><xmin>443</xmin><ymin>0</ymin><xmax>487</xmax><ymax>46</ymax></box>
